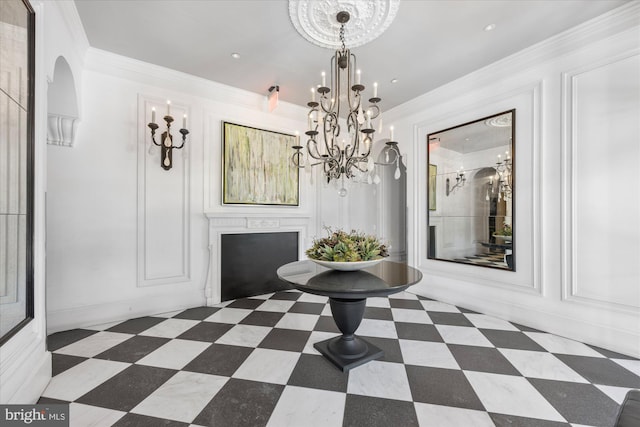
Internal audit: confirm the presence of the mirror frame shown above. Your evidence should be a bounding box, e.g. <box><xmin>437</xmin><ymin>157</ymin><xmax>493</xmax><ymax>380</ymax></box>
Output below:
<box><xmin>426</xmin><ymin>109</ymin><xmax>515</xmax><ymax>271</ymax></box>
<box><xmin>0</xmin><ymin>0</ymin><xmax>35</xmax><ymax>345</ymax></box>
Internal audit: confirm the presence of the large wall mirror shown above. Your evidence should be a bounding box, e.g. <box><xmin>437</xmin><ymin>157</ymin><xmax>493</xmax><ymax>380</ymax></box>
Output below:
<box><xmin>427</xmin><ymin>110</ymin><xmax>515</xmax><ymax>271</ymax></box>
<box><xmin>0</xmin><ymin>0</ymin><xmax>35</xmax><ymax>344</ymax></box>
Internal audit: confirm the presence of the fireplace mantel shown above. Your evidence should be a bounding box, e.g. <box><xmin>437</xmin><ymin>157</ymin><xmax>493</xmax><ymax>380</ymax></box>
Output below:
<box><xmin>205</xmin><ymin>212</ymin><xmax>312</xmax><ymax>305</ymax></box>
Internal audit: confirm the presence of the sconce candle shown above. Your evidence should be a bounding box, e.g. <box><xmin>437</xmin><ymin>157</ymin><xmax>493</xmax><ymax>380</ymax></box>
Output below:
<box><xmin>183</xmin><ymin>114</ymin><xmax>187</xmax><ymax>129</ymax></box>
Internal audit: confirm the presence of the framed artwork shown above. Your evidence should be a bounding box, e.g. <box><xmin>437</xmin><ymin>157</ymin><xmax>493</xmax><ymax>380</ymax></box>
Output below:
<box><xmin>429</xmin><ymin>164</ymin><xmax>437</xmax><ymax>211</ymax></box>
<box><xmin>223</xmin><ymin>122</ymin><xmax>299</xmax><ymax>206</ymax></box>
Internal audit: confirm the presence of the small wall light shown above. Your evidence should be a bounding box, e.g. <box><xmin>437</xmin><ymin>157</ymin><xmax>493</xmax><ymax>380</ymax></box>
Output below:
<box><xmin>147</xmin><ymin>100</ymin><xmax>189</xmax><ymax>170</ymax></box>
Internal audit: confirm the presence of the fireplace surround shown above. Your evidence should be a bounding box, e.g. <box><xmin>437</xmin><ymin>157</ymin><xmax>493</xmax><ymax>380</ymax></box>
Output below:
<box><xmin>205</xmin><ymin>213</ymin><xmax>311</xmax><ymax>305</ymax></box>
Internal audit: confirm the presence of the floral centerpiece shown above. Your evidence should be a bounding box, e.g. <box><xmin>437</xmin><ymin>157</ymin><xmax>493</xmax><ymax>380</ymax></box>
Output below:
<box><xmin>306</xmin><ymin>228</ymin><xmax>389</xmax><ymax>262</ymax></box>
<box><xmin>493</xmin><ymin>224</ymin><xmax>513</xmax><ymax>242</ymax></box>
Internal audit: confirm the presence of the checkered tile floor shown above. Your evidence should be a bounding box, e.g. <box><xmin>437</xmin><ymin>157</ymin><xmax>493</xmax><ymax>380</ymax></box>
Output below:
<box><xmin>40</xmin><ymin>290</ymin><xmax>639</xmax><ymax>427</ymax></box>
<box><xmin>455</xmin><ymin>251</ymin><xmax>509</xmax><ymax>269</ymax></box>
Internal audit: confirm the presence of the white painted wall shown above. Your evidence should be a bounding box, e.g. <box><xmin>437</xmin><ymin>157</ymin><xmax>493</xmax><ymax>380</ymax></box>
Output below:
<box><xmin>385</xmin><ymin>3</ymin><xmax>640</xmax><ymax>357</ymax></box>
<box><xmin>45</xmin><ymin>47</ymin><xmax>311</xmax><ymax>332</ymax></box>
<box><xmin>0</xmin><ymin>0</ymin><xmax>86</xmax><ymax>404</ymax></box>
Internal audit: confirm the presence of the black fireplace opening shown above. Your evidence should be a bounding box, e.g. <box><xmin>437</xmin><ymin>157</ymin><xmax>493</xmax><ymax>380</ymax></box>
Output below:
<box><xmin>220</xmin><ymin>232</ymin><xmax>298</xmax><ymax>301</ymax></box>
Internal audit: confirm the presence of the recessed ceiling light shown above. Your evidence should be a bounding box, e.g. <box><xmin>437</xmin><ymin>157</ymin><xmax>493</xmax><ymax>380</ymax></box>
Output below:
<box><xmin>231</xmin><ymin>52</ymin><xmax>241</xmax><ymax>59</ymax></box>
<box><xmin>484</xmin><ymin>23</ymin><xmax>496</xmax><ymax>32</ymax></box>
<box><xmin>390</xmin><ymin>78</ymin><xmax>398</xmax><ymax>84</ymax></box>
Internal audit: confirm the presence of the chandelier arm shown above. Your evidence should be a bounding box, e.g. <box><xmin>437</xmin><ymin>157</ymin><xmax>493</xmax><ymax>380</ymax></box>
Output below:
<box><xmin>350</xmin><ymin>158</ymin><xmax>370</xmax><ymax>174</ymax></box>
<box><xmin>323</xmin><ymin>158</ymin><xmax>341</xmax><ymax>180</ymax></box>
<box><xmin>306</xmin><ymin>138</ymin><xmax>325</xmax><ymax>160</ymax></box>
<box><xmin>291</xmin><ymin>150</ymin><xmax>305</xmax><ymax>169</ymax></box>
<box><xmin>344</xmin><ymin>112</ymin><xmax>360</xmax><ymax>158</ymax></box>
<box><xmin>367</xmin><ymin>103</ymin><xmax>381</xmax><ymax>120</ymax></box>
<box><xmin>323</xmin><ymin>112</ymin><xmax>341</xmax><ymax>158</ymax></box>
<box><xmin>361</xmin><ymin>135</ymin><xmax>373</xmax><ymax>158</ymax></box>
<box><xmin>345</xmin><ymin>51</ymin><xmax>357</xmax><ymax>110</ymax></box>
<box><xmin>375</xmin><ymin>146</ymin><xmax>401</xmax><ymax>165</ymax></box>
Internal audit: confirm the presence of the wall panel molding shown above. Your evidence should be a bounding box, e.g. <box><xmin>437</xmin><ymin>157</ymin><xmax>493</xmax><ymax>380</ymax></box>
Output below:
<box><xmin>413</xmin><ymin>81</ymin><xmax>543</xmax><ymax>294</ymax></box>
<box><xmin>136</xmin><ymin>94</ymin><xmax>191</xmax><ymax>287</ymax></box>
<box><xmin>561</xmin><ymin>49</ymin><xmax>640</xmax><ymax>313</ymax></box>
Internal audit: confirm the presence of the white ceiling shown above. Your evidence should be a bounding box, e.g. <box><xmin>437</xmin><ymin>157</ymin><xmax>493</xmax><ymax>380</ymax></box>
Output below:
<box><xmin>73</xmin><ymin>0</ymin><xmax>627</xmax><ymax>110</ymax></box>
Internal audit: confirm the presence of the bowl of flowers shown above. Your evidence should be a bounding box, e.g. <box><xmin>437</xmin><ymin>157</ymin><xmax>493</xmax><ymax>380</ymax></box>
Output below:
<box><xmin>306</xmin><ymin>228</ymin><xmax>389</xmax><ymax>271</ymax></box>
<box><xmin>493</xmin><ymin>224</ymin><xmax>513</xmax><ymax>242</ymax></box>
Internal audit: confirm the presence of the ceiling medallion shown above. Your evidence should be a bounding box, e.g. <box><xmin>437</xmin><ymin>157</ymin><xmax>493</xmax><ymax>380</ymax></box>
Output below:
<box><xmin>289</xmin><ymin>0</ymin><xmax>400</xmax><ymax>49</ymax></box>
<box><xmin>485</xmin><ymin>113</ymin><xmax>513</xmax><ymax>128</ymax></box>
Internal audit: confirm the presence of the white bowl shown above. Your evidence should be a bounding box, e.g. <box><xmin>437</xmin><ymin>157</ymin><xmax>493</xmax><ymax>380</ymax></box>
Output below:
<box><xmin>310</xmin><ymin>258</ymin><xmax>383</xmax><ymax>271</ymax></box>
<box><xmin>493</xmin><ymin>233</ymin><xmax>513</xmax><ymax>242</ymax></box>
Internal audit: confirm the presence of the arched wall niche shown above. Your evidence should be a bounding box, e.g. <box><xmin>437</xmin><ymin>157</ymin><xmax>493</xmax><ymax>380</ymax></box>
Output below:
<box><xmin>47</xmin><ymin>56</ymin><xmax>79</xmax><ymax>147</ymax></box>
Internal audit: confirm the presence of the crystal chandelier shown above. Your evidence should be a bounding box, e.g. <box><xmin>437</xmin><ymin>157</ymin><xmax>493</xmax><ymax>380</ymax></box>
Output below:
<box><xmin>291</xmin><ymin>11</ymin><xmax>401</xmax><ymax>196</ymax></box>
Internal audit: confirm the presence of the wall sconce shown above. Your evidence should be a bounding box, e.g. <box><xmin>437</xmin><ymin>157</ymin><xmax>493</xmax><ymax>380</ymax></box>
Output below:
<box><xmin>446</xmin><ymin>169</ymin><xmax>466</xmax><ymax>196</ymax></box>
<box><xmin>147</xmin><ymin>101</ymin><xmax>189</xmax><ymax>170</ymax></box>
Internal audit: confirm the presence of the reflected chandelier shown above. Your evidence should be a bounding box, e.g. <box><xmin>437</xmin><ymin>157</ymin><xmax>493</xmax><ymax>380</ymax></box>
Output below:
<box><xmin>291</xmin><ymin>11</ymin><xmax>401</xmax><ymax>196</ymax></box>
<box><xmin>494</xmin><ymin>149</ymin><xmax>512</xmax><ymax>201</ymax></box>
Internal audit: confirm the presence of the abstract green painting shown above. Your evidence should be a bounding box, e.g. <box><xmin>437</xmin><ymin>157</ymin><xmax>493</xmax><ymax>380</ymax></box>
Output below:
<box><xmin>223</xmin><ymin>122</ymin><xmax>299</xmax><ymax>205</ymax></box>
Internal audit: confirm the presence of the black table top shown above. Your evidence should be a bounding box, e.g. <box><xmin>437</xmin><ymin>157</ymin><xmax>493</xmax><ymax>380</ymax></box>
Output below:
<box><xmin>277</xmin><ymin>260</ymin><xmax>423</xmax><ymax>299</ymax></box>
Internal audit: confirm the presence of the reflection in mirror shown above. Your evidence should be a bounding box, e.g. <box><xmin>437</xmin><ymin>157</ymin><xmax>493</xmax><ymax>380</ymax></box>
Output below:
<box><xmin>427</xmin><ymin>110</ymin><xmax>515</xmax><ymax>271</ymax></box>
<box><xmin>1</xmin><ymin>0</ymin><xmax>35</xmax><ymax>343</ymax></box>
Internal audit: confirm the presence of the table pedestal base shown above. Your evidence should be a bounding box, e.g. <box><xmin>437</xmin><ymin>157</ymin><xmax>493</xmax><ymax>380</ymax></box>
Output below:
<box><xmin>314</xmin><ymin>336</ymin><xmax>383</xmax><ymax>372</ymax></box>
<box><xmin>313</xmin><ymin>297</ymin><xmax>384</xmax><ymax>372</ymax></box>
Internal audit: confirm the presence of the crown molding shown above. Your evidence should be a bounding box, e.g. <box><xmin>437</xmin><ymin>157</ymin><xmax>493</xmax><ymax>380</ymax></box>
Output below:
<box><xmin>52</xmin><ymin>0</ymin><xmax>90</xmax><ymax>61</ymax></box>
<box><xmin>386</xmin><ymin>1</ymin><xmax>640</xmax><ymax>121</ymax></box>
<box><xmin>84</xmin><ymin>48</ymin><xmax>307</xmax><ymax>120</ymax></box>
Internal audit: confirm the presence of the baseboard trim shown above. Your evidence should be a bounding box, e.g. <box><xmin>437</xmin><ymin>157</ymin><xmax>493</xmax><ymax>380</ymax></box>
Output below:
<box><xmin>47</xmin><ymin>292</ymin><xmax>206</xmax><ymax>334</ymax></box>
<box><xmin>1</xmin><ymin>343</ymin><xmax>51</xmax><ymax>404</ymax></box>
<box><xmin>411</xmin><ymin>281</ymin><xmax>639</xmax><ymax>358</ymax></box>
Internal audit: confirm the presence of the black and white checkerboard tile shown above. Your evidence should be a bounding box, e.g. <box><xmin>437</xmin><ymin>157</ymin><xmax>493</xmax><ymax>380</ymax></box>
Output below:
<box><xmin>454</xmin><ymin>251</ymin><xmax>509</xmax><ymax>268</ymax></box>
<box><xmin>40</xmin><ymin>290</ymin><xmax>640</xmax><ymax>427</ymax></box>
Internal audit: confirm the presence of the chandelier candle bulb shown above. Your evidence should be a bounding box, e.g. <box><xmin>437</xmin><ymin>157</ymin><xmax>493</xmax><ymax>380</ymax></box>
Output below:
<box><xmin>182</xmin><ymin>114</ymin><xmax>187</xmax><ymax>129</ymax></box>
<box><xmin>151</xmin><ymin>107</ymin><xmax>156</xmax><ymax>123</ymax></box>
<box><xmin>321</xmin><ymin>71</ymin><xmax>326</xmax><ymax>87</ymax></box>
<box><xmin>390</xmin><ymin>125</ymin><xmax>394</xmax><ymax>141</ymax></box>
<box><xmin>166</xmin><ymin>100</ymin><xmax>171</xmax><ymax>116</ymax></box>
<box><xmin>373</xmin><ymin>82</ymin><xmax>378</xmax><ymax>98</ymax></box>
<box><xmin>366</xmin><ymin>110</ymin><xmax>372</xmax><ymax>128</ymax></box>
<box><xmin>311</xmin><ymin>87</ymin><xmax>316</xmax><ymax>102</ymax></box>
<box><xmin>356</xmin><ymin>69</ymin><xmax>361</xmax><ymax>85</ymax></box>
